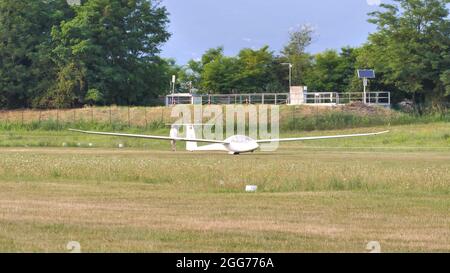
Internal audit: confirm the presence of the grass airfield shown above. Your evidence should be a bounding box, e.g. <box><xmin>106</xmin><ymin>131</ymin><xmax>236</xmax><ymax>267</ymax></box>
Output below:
<box><xmin>0</xmin><ymin>123</ymin><xmax>449</xmax><ymax>252</ymax></box>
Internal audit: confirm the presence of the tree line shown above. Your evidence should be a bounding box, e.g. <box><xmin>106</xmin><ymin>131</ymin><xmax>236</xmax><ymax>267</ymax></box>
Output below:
<box><xmin>0</xmin><ymin>0</ymin><xmax>449</xmax><ymax>109</ymax></box>
<box><xmin>0</xmin><ymin>0</ymin><xmax>171</xmax><ymax>108</ymax></box>
<box><xmin>174</xmin><ymin>0</ymin><xmax>450</xmax><ymax>107</ymax></box>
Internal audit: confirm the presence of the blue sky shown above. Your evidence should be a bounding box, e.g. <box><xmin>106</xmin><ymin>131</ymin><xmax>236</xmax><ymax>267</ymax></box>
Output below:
<box><xmin>159</xmin><ymin>0</ymin><xmax>391</xmax><ymax>64</ymax></box>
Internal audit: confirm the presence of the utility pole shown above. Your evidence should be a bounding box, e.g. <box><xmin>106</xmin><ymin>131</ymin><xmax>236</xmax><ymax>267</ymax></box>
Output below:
<box><xmin>281</xmin><ymin>63</ymin><xmax>293</xmax><ymax>90</ymax></box>
<box><xmin>357</xmin><ymin>70</ymin><xmax>376</xmax><ymax>105</ymax></box>
<box><xmin>171</xmin><ymin>75</ymin><xmax>176</xmax><ymax>94</ymax></box>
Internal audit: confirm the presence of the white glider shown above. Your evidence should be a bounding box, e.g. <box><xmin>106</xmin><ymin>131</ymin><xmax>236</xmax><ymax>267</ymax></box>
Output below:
<box><xmin>69</xmin><ymin>126</ymin><xmax>389</xmax><ymax>155</ymax></box>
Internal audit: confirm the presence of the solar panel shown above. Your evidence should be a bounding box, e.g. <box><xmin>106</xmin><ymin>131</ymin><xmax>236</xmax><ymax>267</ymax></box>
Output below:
<box><xmin>358</xmin><ymin>69</ymin><xmax>376</xmax><ymax>79</ymax></box>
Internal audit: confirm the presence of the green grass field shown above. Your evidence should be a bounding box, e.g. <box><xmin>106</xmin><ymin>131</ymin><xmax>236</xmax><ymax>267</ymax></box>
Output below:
<box><xmin>0</xmin><ymin>122</ymin><xmax>449</xmax><ymax>252</ymax></box>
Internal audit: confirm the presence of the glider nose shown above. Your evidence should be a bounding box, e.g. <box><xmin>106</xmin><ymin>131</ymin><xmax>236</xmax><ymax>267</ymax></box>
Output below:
<box><xmin>228</xmin><ymin>141</ymin><xmax>259</xmax><ymax>153</ymax></box>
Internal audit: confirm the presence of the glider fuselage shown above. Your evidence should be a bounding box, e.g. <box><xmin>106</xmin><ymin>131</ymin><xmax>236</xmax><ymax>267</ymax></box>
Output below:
<box><xmin>188</xmin><ymin>135</ymin><xmax>259</xmax><ymax>154</ymax></box>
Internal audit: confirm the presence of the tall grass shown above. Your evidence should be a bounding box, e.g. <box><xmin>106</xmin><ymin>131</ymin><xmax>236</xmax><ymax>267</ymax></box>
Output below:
<box><xmin>0</xmin><ymin>119</ymin><xmax>167</xmax><ymax>132</ymax></box>
<box><xmin>0</xmin><ymin>106</ymin><xmax>448</xmax><ymax>132</ymax></box>
<box><xmin>284</xmin><ymin>110</ymin><xmax>449</xmax><ymax>131</ymax></box>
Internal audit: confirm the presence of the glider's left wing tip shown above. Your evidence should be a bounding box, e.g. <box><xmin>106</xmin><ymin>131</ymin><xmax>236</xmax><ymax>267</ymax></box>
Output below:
<box><xmin>69</xmin><ymin>129</ymin><xmax>84</xmax><ymax>133</ymax></box>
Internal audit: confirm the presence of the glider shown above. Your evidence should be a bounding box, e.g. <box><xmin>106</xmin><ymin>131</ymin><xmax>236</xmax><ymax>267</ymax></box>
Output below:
<box><xmin>69</xmin><ymin>125</ymin><xmax>389</xmax><ymax>155</ymax></box>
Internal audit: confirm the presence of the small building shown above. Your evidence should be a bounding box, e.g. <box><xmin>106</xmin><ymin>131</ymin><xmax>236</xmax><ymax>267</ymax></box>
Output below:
<box><xmin>289</xmin><ymin>86</ymin><xmax>306</xmax><ymax>105</ymax></box>
<box><xmin>165</xmin><ymin>93</ymin><xmax>202</xmax><ymax>106</ymax></box>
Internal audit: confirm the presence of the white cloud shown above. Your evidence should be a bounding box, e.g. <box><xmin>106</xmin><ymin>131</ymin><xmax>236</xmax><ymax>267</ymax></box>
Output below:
<box><xmin>242</xmin><ymin>38</ymin><xmax>252</xmax><ymax>43</ymax></box>
<box><xmin>367</xmin><ymin>0</ymin><xmax>382</xmax><ymax>6</ymax></box>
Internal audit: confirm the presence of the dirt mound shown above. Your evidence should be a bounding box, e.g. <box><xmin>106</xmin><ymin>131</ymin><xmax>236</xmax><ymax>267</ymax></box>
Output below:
<box><xmin>339</xmin><ymin>102</ymin><xmax>392</xmax><ymax>116</ymax></box>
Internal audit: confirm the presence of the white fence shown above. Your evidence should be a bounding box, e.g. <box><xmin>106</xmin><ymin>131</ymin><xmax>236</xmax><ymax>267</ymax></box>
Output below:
<box><xmin>304</xmin><ymin>92</ymin><xmax>390</xmax><ymax>106</ymax></box>
<box><xmin>166</xmin><ymin>92</ymin><xmax>391</xmax><ymax>107</ymax></box>
<box><xmin>201</xmin><ymin>93</ymin><xmax>290</xmax><ymax>105</ymax></box>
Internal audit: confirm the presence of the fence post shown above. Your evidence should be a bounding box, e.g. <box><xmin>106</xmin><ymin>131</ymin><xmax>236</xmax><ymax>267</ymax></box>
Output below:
<box><xmin>291</xmin><ymin>106</ymin><xmax>295</xmax><ymax>130</ymax></box>
<box><xmin>144</xmin><ymin>107</ymin><xmax>148</xmax><ymax>128</ymax></box>
<box><xmin>109</xmin><ymin>105</ymin><xmax>112</xmax><ymax>125</ymax></box>
<box><xmin>56</xmin><ymin>108</ymin><xmax>59</xmax><ymax>128</ymax></box>
<box><xmin>127</xmin><ymin>105</ymin><xmax>131</xmax><ymax>127</ymax></box>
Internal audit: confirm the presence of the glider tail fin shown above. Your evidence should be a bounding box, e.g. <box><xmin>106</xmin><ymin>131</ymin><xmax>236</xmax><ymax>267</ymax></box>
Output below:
<box><xmin>185</xmin><ymin>125</ymin><xmax>198</xmax><ymax>151</ymax></box>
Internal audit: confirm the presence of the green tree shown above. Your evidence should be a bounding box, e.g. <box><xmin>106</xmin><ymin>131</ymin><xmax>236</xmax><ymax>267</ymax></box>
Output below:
<box><xmin>197</xmin><ymin>46</ymin><xmax>283</xmax><ymax>93</ymax></box>
<box><xmin>281</xmin><ymin>24</ymin><xmax>315</xmax><ymax>86</ymax></box>
<box><xmin>303</xmin><ymin>48</ymin><xmax>359</xmax><ymax>92</ymax></box>
<box><xmin>201</xmin><ymin>47</ymin><xmax>224</xmax><ymax>66</ymax></box>
<box><xmin>84</xmin><ymin>88</ymin><xmax>104</xmax><ymax>105</ymax></box>
<box><xmin>0</xmin><ymin>0</ymin><xmax>73</xmax><ymax>108</ymax></box>
<box><xmin>235</xmin><ymin>46</ymin><xmax>279</xmax><ymax>92</ymax></box>
<box><xmin>338</xmin><ymin>47</ymin><xmax>360</xmax><ymax>92</ymax></box>
<box><xmin>304</xmin><ymin>50</ymin><xmax>342</xmax><ymax>92</ymax></box>
<box><xmin>51</xmin><ymin>0</ymin><xmax>171</xmax><ymax>106</ymax></box>
<box><xmin>201</xmin><ymin>55</ymin><xmax>239</xmax><ymax>94</ymax></box>
<box><xmin>41</xmin><ymin>61</ymin><xmax>86</xmax><ymax>108</ymax></box>
<box><xmin>177</xmin><ymin>59</ymin><xmax>203</xmax><ymax>93</ymax></box>
<box><xmin>365</xmin><ymin>0</ymin><xmax>450</xmax><ymax>105</ymax></box>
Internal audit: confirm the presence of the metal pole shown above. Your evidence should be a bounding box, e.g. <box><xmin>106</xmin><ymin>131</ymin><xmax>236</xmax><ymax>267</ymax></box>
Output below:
<box><xmin>281</xmin><ymin>63</ymin><xmax>292</xmax><ymax>91</ymax></box>
<box><xmin>363</xmin><ymin>78</ymin><xmax>367</xmax><ymax>104</ymax></box>
<box><xmin>171</xmin><ymin>75</ymin><xmax>176</xmax><ymax>94</ymax></box>
<box><xmin>144</xmin><ymin>107</ymin><xmax>148</xmax><ymax>128</ymax></box>
<box><xmin>289</xmin><ymin>65</ymin><xmax>292</xmax><ymax>89</ymax></box>
<box><xmin>127</xmin><ymin>105</ymin><xmax>130</xmax><ymax>127</ymax></box>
